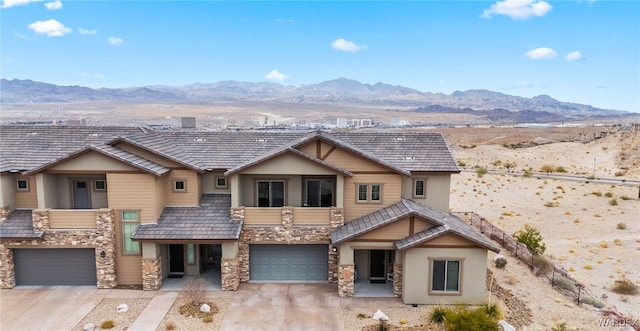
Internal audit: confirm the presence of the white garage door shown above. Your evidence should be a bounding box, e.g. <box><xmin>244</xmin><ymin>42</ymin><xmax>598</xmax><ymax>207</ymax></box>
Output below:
<box><xmin>250</xmin><ymin>244</ymin><xmax>328</xmax><ymax>281</ymax></box>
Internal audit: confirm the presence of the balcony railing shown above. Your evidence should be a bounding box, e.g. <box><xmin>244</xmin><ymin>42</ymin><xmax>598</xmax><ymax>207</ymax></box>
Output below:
<box><xmin>243</xmin><ymin>206</ymin><xmax>332</xmax><ymax>226</ymax></box>
<box><xmin>48</xmin><ymin>209</ymin><xmax>99</xmax><ymax>229</ymax></box>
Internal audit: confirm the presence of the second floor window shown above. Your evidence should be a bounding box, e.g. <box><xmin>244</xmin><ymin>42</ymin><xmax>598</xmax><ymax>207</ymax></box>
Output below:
<box><xmin>304</xmin><ymin>178</ymin><xmax>334</xmax><ymax>207</ymax></box>
<box><xmin>357</xmin><ymin>183</ymin><xmax>382</xmax><ymax>203</ymax></box>
<box><xmin>122</xmin><ymin>210</ymin><xmax>140</xmax><ymax>255</ymax></box>
<box><xmin>413</xmin><ymin>179</ymin><xmax>426</xmax><ymax>198</ymax></box>
<box><xmin>257</xmin><ymin>180</ymin><xmax>285</xmax><ymax>207</ymax></box>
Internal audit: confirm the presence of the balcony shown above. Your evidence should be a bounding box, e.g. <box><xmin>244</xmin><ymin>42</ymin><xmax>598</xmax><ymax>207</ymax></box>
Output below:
<box><xmin>32</xmin><ymin>208</ymin><xmax>114</xmax><ymax>230</ymax></box>
<box><xmin>240</xmin><ymin>206</ymin><xmax>341</xmax><ymax>227</ymax></box>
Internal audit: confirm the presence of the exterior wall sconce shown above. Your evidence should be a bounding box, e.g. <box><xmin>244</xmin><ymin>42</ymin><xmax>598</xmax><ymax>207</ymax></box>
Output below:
<box><xmin>332</xmin><ymin>247</ymin><xmax>338</xmax><ymax>252</ymax></box>
<box><xmin>100</xmin><ymin>250</ymin><xmax>106</xmax><ymax>258</ymax></box>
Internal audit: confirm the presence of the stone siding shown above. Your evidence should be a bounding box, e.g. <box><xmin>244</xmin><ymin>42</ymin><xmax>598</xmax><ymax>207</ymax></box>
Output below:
<box><xmin>221</xmin><ymin>258</ymin><xmax>240</xmax><ymax>291</ymax></box>
<box><xmin>330</xmin><ymin>207</ymin><xmax>344</xmax><ymax>228</ymax></box>
<box><xmin>0</xmin><ymin>206</ymin><xmax>10</xmax><ymax>221</ymax></box>
<box><xmin>392</xmin><ymin>263</ymin><xmax>403</xmax><ymax>297</ymax></box>
<box><xmin>0</xmin><ymin>209</ymin><xmax>117</xmax><ymax>289</ymax></box>
<box><xmin>338</xmin><ymin>264</ymin><xmax>355</xmax><ymax>297</ymax></box>
<box><xmin>142</xmin><ymin>257</ymin><xmax>162</xmax><ymax>290</ymax></box>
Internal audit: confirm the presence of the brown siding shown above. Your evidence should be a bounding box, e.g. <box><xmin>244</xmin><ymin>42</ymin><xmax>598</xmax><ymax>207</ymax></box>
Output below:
<box><xmin>155</xmin><ymin>175</ymin><xmax>167</xmax><ymax>221</ymax></box>
<box><xmin>423</xmin><ymin>233</ymin><xmax>478</xmax><ymax>246</ymax></box>
<box><xmin>113</xmin><ymin>143</ymin><xmax>183</xmax><ymax>168</ymax></box>
<box><xmin>48</xmin><ymin>210</ymin><xmax>97</xmax><ymax>229</ymax></box>
<box><xmin>294</xmin><ymin>207</ymin><xmax>331</xmax><ymax>225</ymax></box>
<box><xmin>107</xmin><ymin>173</ymin><xmax>157</xmax><ymax>224</ymax></box>
<box><xmin>244</xmin><ymin>208</ymin><xmax>281</xmax><ymax>225</ymax></box>
<box><xmin>15</xmin><ymin>176</ymin><xmax>37</xmax><ymax>208</ymax></box>
<box><xmin>323</xmin><ymin>148</ymin><xmax>388</xmax><ymax>172</ymax></box>
<box><xmin>413</xmin><ymin>218</ymin><xmax>435</xmax><ymax>234</ymax></box>
<box><xmin>166</xmin><ymin>170</ymin><xmax>199</xmax><ymax>206</ymax></box>
<box><xmin>114</xmin><ymin>211</ymin><xmax>143</xmax><ymax>285</ymax></box>
<box><xmin>358</xmin><ymin>217</ymin><xmax>411</xmax><ymax>240</ymax></box>
<box><xmin>344</xmin><ymin>174</ymin><xmax>402</xmax><ymax>221</ymax></box>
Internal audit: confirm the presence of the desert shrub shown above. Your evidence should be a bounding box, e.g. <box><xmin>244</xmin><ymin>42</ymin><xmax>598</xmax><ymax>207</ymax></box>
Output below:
<box><xmin>617</xmin><ymin>222</ymin><xmax>627</xmax><ymax>230</ymax></box>
<box><xmin>503</xmin><ymin>161</ymin><xmax>516</xmax><ymax>172</ymax></box>
<box><xmin>599</xmin><ymin>241</ymin><xmax>609</xmax><ymax>248</ymax></box>
<box><xmin>541</xmin><ymin>164</ymin><xmax>555</xmax><ymax>175</ymax></box>
<box><xmin>165</xmin><ymin>322</ymin><xmax>176</xmax><ymax>330</ymax></box>
<box><xmin>612</xmin><ymin>277</ymin><xmax>638</xmax><ymax>295</ymax></box>
<box><xmin>429</xmin><ymin>305</ymin><xmax>448</xmax><ymax>324</ymax></box>
<box><xmin>203</xmin><ymin>314</ymin><xmax>214</xmax><ymax>323</ymax></box>
<box><xmin>580</xmin><ymin>296</ymin><xmax>605</xmax><ymax>308</ymax></box>
<box><xmin>444</xmin><ymin>305</ymin><xmax>499</xmax><ymax>331</ymax></box>
<box><xmin>614</xmin><ymin>170</ymin><xmax>626</xmax><ymax>177</ymax></box>
<box><xmin>604</xmin><ymin>192</ymin><xmax>613</xmax><ymax>198</ymax></box>
<box><xmin>532</xmin><ymin>255</ymin><xmax>553</xmax><ymax>276</ymax></box>
<box><xmin>494</xmin><ymin>255</ymin><xmax>507</xmax><ymax>268</ymax></box>
<box><xmin>457</xmin><ymin>160</ymin><xmax>467</xmax><ymax>167</ymax></box>
<box><xmin>476</xmin><ymin>167</ymin><xmax>488</xmax><ymax>178</ymax></box>
<box><xmin>620</xmin><ymin>195</ymin><xmax>630</xmax><ymax>200</ymax></box>
<box><xmin>552</xmin><ymin>322</ymin><xmax>579</xmax><ymax>331</ymax></box>
<box><xmin>101</xmin><ymin>320</ymin><xmax>115</xmax><ymax>329</ymax></box>
<box><xmin>609</xmin><ymin>199</ymin><xmax>618</xmax><ymax>206</ymax></box>
<box><xmin>522</xmin><ymin>169</ymin><xmax>532</xmax><ymax>178</ymax></box>
<box><xmin>592</xmin><ymin>191</ymin><xmax>602</xmax><ymax>196</ymax></box>
<box><xmin>183</xmin><ymin>277</ymin><xmax>209</xmax><ymax>304</ymax></box>
<box><xmin>553</xmin><ymin>278</ymin><xmax>576</xmax><ymax>292</ymax></box>
<box><xmin>514</xmin><ymin>224</ymin><xmax>547</xmax><ymax>255</ymax></box>
<box><xmin>357</xmin><ymin>313</ymin><xmax>370</xmax><ymax>319</ymax></box>
<box><xmin>479</xmin><ymin>302</ymin><xmax>502</xmax><ymax>320</ymax></box>
<box><xmin>555</xmin><ymin>166</ymin><xmax>567</xmax><ymax>173</ymax></box>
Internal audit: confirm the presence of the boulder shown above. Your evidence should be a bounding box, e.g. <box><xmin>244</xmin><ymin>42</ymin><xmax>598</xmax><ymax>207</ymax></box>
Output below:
<box><xmin>200</xmin><ymin>303</ymin><xmax>211</xmax><ymax>313</ymax></box>
<box><xmin>372</xmin><ymin>310</ymin><xmax>389</xmax><ymax>321</ymax></box>
<box><xmin>117</xmin><ymin>303</ymin><xmax>128</xmax><ymax>313</ymax></box>
<box><xmin>83</xmin><ymin>323</ymin><xmax>95</xmax><ymax>331</ymax></box>
<box><xmin>498</xmin><ymin>320</ymin><xmax>516</xmax><ymax>331</ymax></box>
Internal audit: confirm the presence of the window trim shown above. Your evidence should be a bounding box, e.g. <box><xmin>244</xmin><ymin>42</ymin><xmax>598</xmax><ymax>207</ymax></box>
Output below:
<box><xmin>173</xmin><ymin>179</ymin><xmax>187</xmax><ymax>193</ymax></box>
<box><xmin>413</xmin><ymin>178</ymin><xmax>427</xmax><ymax>199</ymax></box>
<box><xmin>355</xmin><ymin>183</ymin><xmax>383</xmax><ymax>204</ymax></box>
<box><xmin>93</xmin><ymin>179</ymin><xmax>107</xmax><ymax>192</ymax></box>
<box><xmin>215</xmin><ymin>176</ymin><xmax>228</xmax><ymax>189</ymax></box>
<box><xmin>303</xmin><ymin>176</ymin><xmax>336</xmax><ymax>207</ymax></box>
<box><xmin>255</xmin><ymin>179</ymin><xmax>287</xmax><ymax>207</ymax></box>
<box><xmin>121</xmin><ymin>210</ymin><xmax>141</xmax><ymax>255</ymax></box>
<box><xmin>428</xmin><ymin>257</ymin><xmax>464</xmax><ymax>296</ymax></box>
<box><xmin>16</xmin><ymin>178</ymin><xmax>29</xmax><ymax>192</ymax></box>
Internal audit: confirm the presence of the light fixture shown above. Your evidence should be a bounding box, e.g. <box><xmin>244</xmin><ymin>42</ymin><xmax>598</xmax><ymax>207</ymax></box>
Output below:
<box><xmin>100</xmin><ymin>250</ymin><xmax>106</xmax><ymax>258</ymax></box>
<box><xmin>332</xmin><ymin>247</ymin><xmax>338</xmax><ymax>252</ymax></box>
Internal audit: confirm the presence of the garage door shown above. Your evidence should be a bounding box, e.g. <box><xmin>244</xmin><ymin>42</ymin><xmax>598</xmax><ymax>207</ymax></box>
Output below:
<box><xmin>250</xmin><ymin>244</ymin><xmax>328</xmax><ymax>281</ymax></box>
<box><xmin>14</xmin><ymin>249</ymin><xmax>97</xmax><ymax>286</ymax></box>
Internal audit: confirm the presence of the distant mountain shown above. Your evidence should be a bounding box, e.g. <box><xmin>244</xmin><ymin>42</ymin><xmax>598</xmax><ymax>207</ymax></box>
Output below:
<box><xmin>0</xmin><ymin>78</ymin><xmax>626</xmax><ymax>119</ymax></box>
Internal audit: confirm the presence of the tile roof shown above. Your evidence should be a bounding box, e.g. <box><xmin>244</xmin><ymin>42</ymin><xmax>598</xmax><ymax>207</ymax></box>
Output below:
<box><xmin>331</xmin><ymin>198</ymin><xmax>499</xmax><ymax>252</ymax></box>
<box><xmin>0</xmin><ymin>209</ymin><xmax>43</xmax><ymax>239</ymax></box>
<box><xmin>23</xmin><ymin>144</ymin><xmax>170</xmax><ymax>176</ymax></box>
<box><xmin>132</xmin><ymin>194</ymin><xmax>241</xmax><ymax>240</ymax></box>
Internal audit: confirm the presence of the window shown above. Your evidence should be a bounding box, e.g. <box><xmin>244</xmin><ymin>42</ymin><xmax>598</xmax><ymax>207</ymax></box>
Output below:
<box><xmin>16</xmin><ymin>179</ymin><xmax>29</xmax><ymax>191</ymax></box>
<box><xmin>431</xmin><ymin>259</ymin><xmax>461</xmax><ymax>293</ymax></box>
<box><xmin>304</xmin><ymin>178</ymin><xmax>334</xmax><ymax>207</ymax></box>
<box><xmin>413</xmin><ymin>179</ymin><xmax>426</xmax><ymax>198</ymax></box>
<box><xmin>356</xmin><ymin>183</ymin><xmax>383</xmax><ymax>203</ymax></box>
<box><xmin>257</xmin><ymin>180</ymin><xmax>285</xmax><ymax>207</ymax></box>
<box><xmin>186</xmin><ymin>244</ymin><xmax>196</xmax><ymax>265</ymax></box>
<box><xmin>122</xmin><ymin>211</ymin><xmax>140</xmax><ymax>255</ymax></box>
<box><xmin>94</xmin><ymin>179</ymin><xmax>107</xmax><ymax>191</ymax></box>
<box><xmin>215</xmin><ymin>177</ymin><xmax>227</xmax><ymax>189</ymax></box>
<box><xmin>173</xmin><ymin>179</ymin><xmax>187</xmax><ymax>192</ymax></box>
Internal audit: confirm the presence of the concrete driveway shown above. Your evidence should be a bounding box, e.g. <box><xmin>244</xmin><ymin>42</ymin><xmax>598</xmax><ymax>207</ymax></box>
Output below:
<box><xmin>1</xmin><ymin>283</ymin><xmax>344</xmax><ymax>331</ymax></box>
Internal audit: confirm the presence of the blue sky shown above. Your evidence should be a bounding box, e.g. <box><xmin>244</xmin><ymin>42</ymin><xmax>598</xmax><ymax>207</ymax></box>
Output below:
<box><xmin>1</xmin><ymin>0</ymin><xmax>639</xmax><ymax>112</ymax></box>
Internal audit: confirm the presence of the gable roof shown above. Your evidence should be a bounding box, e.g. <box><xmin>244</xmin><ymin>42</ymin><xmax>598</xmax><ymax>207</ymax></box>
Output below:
<box><xmin>132</xmin><ymin>194</ymin><xmax>242</xmax><ymax>240</ymax></box>
<box><xmin>109</xmin><ymin>135</ymin><xmax>206</xmax><ymax>172</ymax></box>
<box><xmin>22</xmin><ymin>144</ymin><xmax>170</xmax><ymax>176</ymax></box>
<box><xmin>331</xmin><ymin>198</ymin><xmax>499</xmax><ymax>252</ymax></box>
<box><xmin>0</xmin><ymin>209</ymin><xmax>44</xmax><ymax>240</ymax></box>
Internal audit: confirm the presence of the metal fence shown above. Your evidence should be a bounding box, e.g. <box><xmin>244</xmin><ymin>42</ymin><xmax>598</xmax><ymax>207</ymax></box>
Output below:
<box><xmin>452</xmin><ymin>211</ymin><xmax>594</xmax><ymax>306</ymax></box>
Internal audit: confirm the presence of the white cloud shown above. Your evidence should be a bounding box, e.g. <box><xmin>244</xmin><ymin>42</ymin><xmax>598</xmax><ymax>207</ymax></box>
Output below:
<box><xmin>78</xmin><ymin>28</ymin><xmax>96</xmax><ymax>35</ymax></box>
<box><xmin>28</xmin><ymin>19</ymin><xmax>71</xmax><ymax>37</ymax></box>
<box><xmin>1</xmin><ymin>0</ymin><xmax>40</xmax><ymax>9</ymax></box>
<box><xmin>525</xmin><ymin>47</ymin><xmax>557</xmax><ymax>59</ymax></box>
<box><xmin>108</xmin><ymin>37</ymin><xmax>124</xmax><ymax>46</ymax></box>
<box><xmin>265</xmin><ymin>69</ymin><xmax>289</xmax><ymax>82</ymax></box>
<box><xmin>565</xmin><ymin>51</ymin><xmax>583</xmax><ymax>61</ymax></box>
<box><xmin>276</xmin><ymin>18</ymin><xmax>294</xmax><ymax>24</ymax></box>
<box><xmin>331</xmin><ymin>38</ymin><xmax>366</xmax><ymax>52</ymax></box>
<box><xmin>481</xmin><ymin>0</ymin><xmax>552</xmax><ymax>19</ymax></box>
<box><xmin>44</xmin><ymin>0</ymin><xmax>61</xmax><ymax>10</ymax></box>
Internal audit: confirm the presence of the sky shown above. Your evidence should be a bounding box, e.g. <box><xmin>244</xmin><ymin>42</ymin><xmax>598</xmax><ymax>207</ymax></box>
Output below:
<box><xmin>1</xmin><ymin>0</ymin><xmax>639</xmax><ymax>112</ymax></box>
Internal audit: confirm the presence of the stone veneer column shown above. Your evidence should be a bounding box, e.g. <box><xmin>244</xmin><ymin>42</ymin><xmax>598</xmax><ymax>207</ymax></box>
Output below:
<box><xmin>281</xmin><ymin>206</ymin><xmax>294</xmax><ymax>229</ymax></box>
<box><xmin>142</xmin><ymin>257</ymin><xmax>162</xmax><ymax>290</ymax></box>
<box><xmin>328</xmin><ymin>246</ymin><xmax>339</xmax><ymax>283</ymax></box>
<box><xmin>330</xmin><ymin>207</ymin><xmax>344</xmax><ymax>228</ymax></box>
<box><xmin>230</xmin><ymin>207</ymin><xmax>245</xmax><ymax>221</ymax></box>
<box><xmin>221</xmin><ymin>258</ymin><xmax>240</xmax><ymax>291</ymax></box>
<box><xmin>0</xmin><ymin>206</ymin><xmax>10</xmax><ymax>221</ymax></box>
<box><xmin>0</xmin><ymin>244</ymin><xmax>15</xmax><ymax>289</ymax></box>
<box><xmin>337</xmin><ymin>264</ymin><xmax>355</xmax><ymax>297</ymax></box>
<box><xmin>32</xmin><ymin>209</ymin><xmax>50</xmax><ymax>232</ymax></box>
<box><xmin>392</xmin><ymin>263</ymin><xmax>403</xmax><ymax>297</ymax></box>
<box><xmin>95</xmin><ymin>209</ymin><xmax>117</xmax><ymax>289</ymax></box>
<box><xmin>238</xmin><ymin>241</ymin><xmax>250</xmax><ymax>282</ymax></box>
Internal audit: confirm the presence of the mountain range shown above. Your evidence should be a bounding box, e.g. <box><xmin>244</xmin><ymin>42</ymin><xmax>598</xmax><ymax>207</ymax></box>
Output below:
<box><xmin>0</xmin><ymin>78</ymin><xmax>628</xmax><ymax>121</ymax></box>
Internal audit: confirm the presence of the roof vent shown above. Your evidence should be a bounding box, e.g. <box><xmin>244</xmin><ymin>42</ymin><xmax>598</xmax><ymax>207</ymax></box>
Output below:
<box><xmin>193</xmin><ymin>138</ymin><xmax>206</xmax><ymax>142</ymax></box>
<box><xmin>256</xmin><ymin>138</ymin><xmax>267</xmax><ymax>142</ymax></box>
<box><xmin>394</xmin><ymin>137</ymin><xmax>405</xmax><ymax>141</ymax></box>
<box><xmin>403</xmin><ymin>156</ymin><xmax>415</xmax><ymax>160</ymax></box>
<box><xmin>28</xmin><ymin>132</ymin><xmax>40</xmax><ymax>136</ymax></box>
<box><xmin>89</xmin><ymin>133</ymin><xmax>102</xmax><ymax>137</ymax></box>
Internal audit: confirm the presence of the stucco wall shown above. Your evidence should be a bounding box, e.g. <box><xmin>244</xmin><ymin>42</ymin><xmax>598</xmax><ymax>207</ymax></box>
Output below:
<box><xmin>0</xmin><ymin>174</ymin><xmax>16</xmax><ymax>212</ymax></box>
<box><xmin>401</xmin><ymin>173</ymin><xmax>452</xmax><ymax>212</ymax></box>
<box><xmin>402</xmin><ymin>247</ymin><xmax>488</xmax><ymax>305</ymax></box>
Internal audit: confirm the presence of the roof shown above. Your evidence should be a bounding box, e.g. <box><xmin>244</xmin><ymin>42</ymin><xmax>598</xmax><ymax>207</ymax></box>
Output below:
<box><xmin>23</xmin><ymin>144</ymin><xmax>171</xmax><ymax>176</ymax></box>
<box><xmin>132</xmin><ymin>194</ymin><xmax>241</xmax><ymax>240</ymax></box>
<box><xmin>331</xmin><ymin>198</ymin><xmax>499</xmax><ymax>252</ymax></box>
<box><xmin>0</xmin><ymin>209</ymin><xmax>44</xmax><ymax>240</ymax></box>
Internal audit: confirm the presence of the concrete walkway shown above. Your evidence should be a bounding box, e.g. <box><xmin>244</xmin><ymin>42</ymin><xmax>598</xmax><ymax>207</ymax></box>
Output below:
<box><xmin>128</xmin><ymin>291</ymin><xmax>179</xmax><ymax>331</ymax></box>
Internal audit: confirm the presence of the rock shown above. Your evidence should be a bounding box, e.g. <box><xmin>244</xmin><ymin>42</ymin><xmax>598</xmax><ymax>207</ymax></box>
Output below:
<box><xmin>200</xmin><ymin>303</ymin><xmax>211</xmax><ymax>313</ymax></box>
<box><xmin>83</xmin><ymin>323</ymin><xmax>95</xmax><ymax>331</ymax></box>
<box><xmin>372</xmin><ymin>310</ymin><xmax>389</xmax><ymax>321</ymax></box>
<box><xmin>498</xmin><ymin>320</ymin><xmax>516</xmax><ymax>331</ymax></box>
<box><xmin>117</xmin><ymin>303</ymin><xmax>128</xmax><ymax>313</ymax></box>
<box><xmin>494</xmin><ymin>254</ymin><xmax>508</xmax><ymax>268</ymax></box>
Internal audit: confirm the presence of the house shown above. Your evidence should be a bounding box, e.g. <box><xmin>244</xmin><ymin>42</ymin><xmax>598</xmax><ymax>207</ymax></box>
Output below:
<box><xmin>0</xmin><ymin>125</ymin><xmax>499</xmax><ymax>305</ymax></box>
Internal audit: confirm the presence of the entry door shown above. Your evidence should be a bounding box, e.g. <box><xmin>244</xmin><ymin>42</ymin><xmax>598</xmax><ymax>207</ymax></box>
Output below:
<box><xmin>72</xmin><ymin>180</ymin><xmax>91</xmax><ymax>209</ymax></box>
<box><xmin>369</xmin><ymin>250</ymin><xmax>386</xmax><ymax>278</ymax></box>
<box><xmin>169</xmin><ymin>244</ymin><xmax>184</xmax><ymax>273</ymax></box>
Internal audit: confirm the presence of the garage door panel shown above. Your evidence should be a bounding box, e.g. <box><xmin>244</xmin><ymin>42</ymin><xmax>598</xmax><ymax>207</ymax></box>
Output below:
<box><xmin>14</xmin><ymin>249</ymin><xmax>97</xmax><ymax>286</ymax></box>
<box><xmin>250</xmin><ymin>244</ymin><xmax>328</xmax><ymax>281</ymax></box>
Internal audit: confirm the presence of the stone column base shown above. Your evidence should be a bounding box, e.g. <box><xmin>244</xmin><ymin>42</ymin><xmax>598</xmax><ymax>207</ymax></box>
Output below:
<box><xmin>393</xmin><ymin>264</ymin><xmax>403</xmax><ymax>297</ymax></box>
<box><xmin>338</xmin><ymin>264</ymin><xmax>355</xmax><ymax>297</ymax></box>
<box><xmin>0</xmin><ymin>245</ymin><xmax>15</xmax><ymax>289</ymax></box>
<box><xmin>221</xmin><ymin>258</ymin><xmax>239</xmax><ymax>291</ymax></box>
<box><xmin>142</xmin><ymin>257</ymin><xmax>162</xmax><ymax>291</ymax></box>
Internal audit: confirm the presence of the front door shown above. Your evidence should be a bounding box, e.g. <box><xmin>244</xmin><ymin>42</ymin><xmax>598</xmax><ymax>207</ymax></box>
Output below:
<box><xmin>369</xmin><ymin>250</ymin><xmax>385</xmax><ymax>278</ymax></box>
<box><xmin>169</xmin><ymin>244</ymin><xmax>184</xmax><ymax>274</ymax></box>
<box><xmin>72</xmin><ymin>180</ymin><xmax>91</xmax><ymax>209</ymax></box>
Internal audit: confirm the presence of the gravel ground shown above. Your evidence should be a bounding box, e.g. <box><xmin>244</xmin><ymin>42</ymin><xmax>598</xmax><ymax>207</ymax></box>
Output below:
<box><xmin>72</xmin><ymin>298</ymin><xmax>151</xmax><ymax>331</ymax></box>
<box><xmin>155</xmin><ymin>296</ymin><xmax>229</xmax><ymax>331</ymax></box>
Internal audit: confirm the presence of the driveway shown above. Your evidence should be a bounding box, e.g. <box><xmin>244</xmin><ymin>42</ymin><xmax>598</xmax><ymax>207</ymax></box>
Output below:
<box><xmin>1</xmin><ymin>283</ymin><xmax>344</xmax><ymax>331</ymax></box>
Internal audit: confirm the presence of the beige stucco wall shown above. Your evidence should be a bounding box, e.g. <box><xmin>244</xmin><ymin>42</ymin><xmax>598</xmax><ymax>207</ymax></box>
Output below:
<box><xmin>113</xmin><ymin>143</ymin><xmax>184</xmax><ymax>168</ymax></box>
<box><xmin>338</xmin><ymin>242</ymin><xmax>395</xmax><ymax>265</ymax></box>
<box><xmin>201</xmin><ymin>172</ymin><xmax>231</xmax><ymax>194</ymax></box>
<box><xmin>343</xmin><ymin>173</ymin><xmax>402</xmax><ymax>221</ymax></box>
<box><xmin>401</xmin><ymin>173</ymin><xmax>452</xmax><ymax>212</ymax></box>
<box><xmin>165</xmin><ymin>169</ymin><xmax>199</xmax><ymax>206</ymax></box>
<box><xmin>0</xmin><ymin>174</ymin><xmax>16</xmax><ymax>211</ymax></box>
<box><xmin>107</xmin><ymin>173</ymin><xmax>158</xmax><ymax>223</ymax></box>
<box><xmin>402</xmin><ymin>247</ymin><xmax>488</xmax><ymax>305</ymax></box>
<box><xmin>14</xmin><ymin>175</ymin><xmax>37</xmax><ymax>209</ymax></box>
